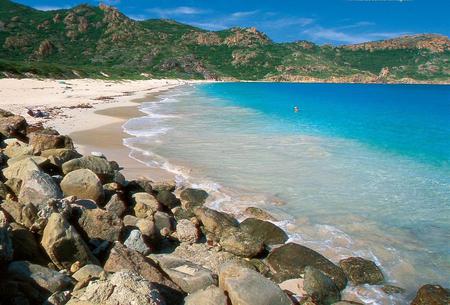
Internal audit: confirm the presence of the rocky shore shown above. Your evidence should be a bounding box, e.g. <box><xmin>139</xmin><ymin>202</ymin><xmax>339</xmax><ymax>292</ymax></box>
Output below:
<box><xmin>0</xmin><ymin>109</ymin><xmax>448</xmax><ymax>305</ymax></box>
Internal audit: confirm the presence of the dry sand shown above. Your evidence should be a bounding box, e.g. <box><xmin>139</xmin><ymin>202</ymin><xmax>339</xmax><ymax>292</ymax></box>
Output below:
<box><xmin>0</xmin><ymin>78</ymin><xmax>202</xmax><ymax>181</ymax></box>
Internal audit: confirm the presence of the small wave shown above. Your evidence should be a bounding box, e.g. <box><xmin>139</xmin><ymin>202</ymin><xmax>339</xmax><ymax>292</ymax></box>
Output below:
<box><xmin>122</xmin><ymin>126</ymin><xmax>171</xmax><ymax>137</ymax></box>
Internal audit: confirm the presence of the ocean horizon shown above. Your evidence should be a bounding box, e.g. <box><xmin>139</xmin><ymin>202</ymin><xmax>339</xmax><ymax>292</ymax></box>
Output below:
<box><xmin>123</xmin><ymin>82</ymin><xmax>450</xmax><ymax>304</ymax></box>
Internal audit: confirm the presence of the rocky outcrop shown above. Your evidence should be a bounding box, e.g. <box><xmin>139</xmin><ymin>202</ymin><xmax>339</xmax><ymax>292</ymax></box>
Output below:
<box><xmin>41</xmin><ymin>213</ymin><xmax>99</xmax><ymax>269</ymax></box>
<box><xmin>219</xmin><ymin>262</ymin><xmax>291</xmax><ymax>305</ymax></box>
<box><xmin>339</xmin><ymin>257</ymin><xmax>384</xmax><ymax>285</ymax></box>
<box><xmin>266</xmin><ymin>243</ymin><xmax>347</xmax><ymax>290</ymax></box>
<box><xmin>60</xmin><ymin>169</ymin><xmax>104</xmax><ymax>203</ymax></box>
<box><xmin>410</xmin><ymin>284</ymin><xmax>449</xmax><ymax>305</ymax></box>
<box><xmin>67</xmin><ymin>271</ymin><xmax>165</xmax><ymax>305</ymax></box>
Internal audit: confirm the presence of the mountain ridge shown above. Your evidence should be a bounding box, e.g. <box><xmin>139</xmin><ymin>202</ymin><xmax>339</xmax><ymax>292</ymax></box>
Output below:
<box><xmin>0</xmin><ymin>0</ymin><xmax>449</xmax><ymax>83</ymax></box>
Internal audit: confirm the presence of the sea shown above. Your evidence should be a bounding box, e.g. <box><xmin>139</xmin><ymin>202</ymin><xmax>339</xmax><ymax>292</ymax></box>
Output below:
<box><xmin>123</xmin><ymin>82</ymin><xmax>450</xmax><ymax>304</ymax></box>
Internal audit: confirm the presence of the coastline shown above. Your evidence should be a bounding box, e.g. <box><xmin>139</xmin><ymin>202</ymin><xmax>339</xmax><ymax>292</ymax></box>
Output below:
<box><xmin>0</xmin><ymin>78</ymin><xmax>205</xmax><ymax>180</ymax></box>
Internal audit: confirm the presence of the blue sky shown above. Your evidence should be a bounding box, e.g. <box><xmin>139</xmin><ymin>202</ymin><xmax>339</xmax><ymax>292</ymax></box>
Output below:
<box><xmin>14</xmin><ymin>0</ymin><xmax>450</xmax><ymax>45</ymax></box>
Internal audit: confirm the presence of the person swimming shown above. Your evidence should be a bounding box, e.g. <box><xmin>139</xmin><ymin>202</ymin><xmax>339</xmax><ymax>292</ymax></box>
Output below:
<box><xmin>294</xmin><ymin>106</ymin><xmax>299</xmax><ymax>113</ymax></box>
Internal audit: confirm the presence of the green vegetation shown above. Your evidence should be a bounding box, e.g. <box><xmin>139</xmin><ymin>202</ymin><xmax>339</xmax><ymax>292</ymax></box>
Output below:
<box><xmin>0</xmin><ymin>0</ymin><xmax>449</xmax><ymax>82</ymax></box>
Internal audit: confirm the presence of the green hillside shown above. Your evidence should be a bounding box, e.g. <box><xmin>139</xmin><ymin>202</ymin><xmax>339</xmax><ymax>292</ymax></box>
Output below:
<box><xmin>0</xmin><ymin>0</ymin><xmax>449</xmax><ymax>82</ymax></box>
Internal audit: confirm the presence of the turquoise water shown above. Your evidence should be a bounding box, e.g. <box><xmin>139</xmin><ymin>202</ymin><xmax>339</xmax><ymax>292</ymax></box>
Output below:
<box><xmin>123</xmin><ymin>83</ymin><xmax>450</xmax><ymax>304</ymax></box>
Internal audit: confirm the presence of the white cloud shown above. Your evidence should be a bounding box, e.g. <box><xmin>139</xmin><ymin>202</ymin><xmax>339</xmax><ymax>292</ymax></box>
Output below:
<box><xmin>147</xmin><ymin>6</ymin><xmax>207</xmax><ymax>18</ymax></box>
<box><xmin>231</xmin><ymin>10</ymin><xmax>259</xmax><ymax>18</ymax></box>
<box><xmin>184</xmin><ymin>21</ymin><xmax>228</xmax><ymax>31</ymax></box>
<box><xmin>302</xmin><ymin>26</ymin><xmax>409</xmax><ymax>44</ymax></box>
<box><xmin>261</xmin><ymin>17</ymin><xmax>315</xmax><ymax>29</ymax></box>
<box><xmin>33</xmin><ymin>5</ymin><xmax>70</xmax><ymax>11</ymax></box>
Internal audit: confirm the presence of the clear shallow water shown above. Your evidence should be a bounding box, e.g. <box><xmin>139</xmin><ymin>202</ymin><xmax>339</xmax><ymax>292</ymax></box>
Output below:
<box><xmin>123</xmin><ymin>83</ymin><xmax>450</xmax><ymax>304</ymax></box>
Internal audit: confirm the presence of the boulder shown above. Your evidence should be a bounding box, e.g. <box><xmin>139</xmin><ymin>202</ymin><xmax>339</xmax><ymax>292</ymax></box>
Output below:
<box><xmin>72</xmin><ymin>264</ymin><xmax>105</xmax><ymax>282</ymax></box>
<box><xmin>381</xmin><ymin>284</ymin><xmax>405</xmax><ymax>295</ymax></box>
<box><xmin>104</xmin><ymin>194</ymin><xmax>127</xmax><ymax>217</ymax></box>
<box><xmin>132</xmin><ymin>192</ymin><xmax>161</xmax><ymax>219</ymax></box>
<box><xmin>154</xmin><ymin>211</ymin><xmax>174</xmax><ymax>232</ymax></box>
<box><xmin>67</xmin><ymin>271</ymin><xmax>165</xmax><ymax>305</ymax></box>
<box><xmin>62</xmin><ymin>156</ymin><xmax>115</xmax><ymax>183</ymax></box>
<box><xmin>77</xmin><ymin>208</ymin><xmax>123</xmax><ymax>242</ymax></box>
<box><xmin>0</xmin><ymin>181</ymin><xmax>12</xmax><ymax>200</ymax></box>
<box><xmin>1</xmin><ymin>200</ymin><xmax>38</xmax><ymax>228</ymax></box>
<box><xmin>219</xmin><ymin>227</ymin><xmax>264</xmax><ymax>258</ymax></box>
<box><xmin>7</xmin><ymin>260</ymin><xmax>73</xmax><ymax>293</ymax></box>
<box><xmin>0</xmin><ymin>114</ymin><xmax>27</xmax><ymax>139</ymax></box>
<box><xmin>4</xmin><ymin>177</ymin><xmax>22</xmax><ymax>195</ymax></box>
<box><xmin>184</xmin><ymin>285</ymin><xmax>228</xmax><ymax>305</ymax></box>
<box><xmin>126</xmin><ymin>179</ymin><xmax>153</xmax><ymax>195</ymax></box>
<box><xmin>124</xmin><ymin>229</ymin><xmax>151</xmax><ymax>255</ymax></box>
<box><xmin>240</xmin><ymin>218</ymin><xmax>288</xmax><ymax>246</ymax></box>
<box><xmin>244</xmin><ymin>207</ymin><xmax>277</xmax><ymax>221</ymax></box>
<box><xmin>41</xmin><ymin>213</ymin><xmax>99</xmax><ymax>269</ymax></box>
<box><xmin>410</xmin><ymin>284</ymin><xmax>449</xmax><ymax>305</ymax></box>
<box><xmin>29</xmin><ymin>131</ymin><xmax>74</xmax><ymax>154</ymax></box>
<box><xmin>219</xmin><ymin>262</ymin><xmax>291</xmax><ymax>305</ymax></box>
<box><xmin>339</xmin><ymin>257</ymin><xmax>384</xmax><ymax>285</ymax></box>
<box><xmin>156</xmin><ymin>190</ymin><xmax>180</xmax><ymax>209</ymax></box>
<box><xmin>3</xmin><ymin>138</ymin><xmax>33</xmax><ymax>158</ymax></box>
<box><xmin>0</xmin><ymin>212</ymin><xmax>13</xmax><ymax>264</ymax></box>
<box><xmin>3</xmin><ymin>157</ymin><xmax>40</xmax><ymax>180</ymax></box>
<box><xmin>10</xmin><ymin>222</ymin><xmax>49</xmax><ymax>265</ymax></box>
<box><xmin>195</xmin><ymin>207</ymin><xmax>239</xmax><ymax>240</ymax></box>
<box><xmin>303</xmin><ymin>266</ymin><xmax>340</xmax><ymax>305</ymax></box>
<box><xmin>41</xmin><ymin>148</ymin><xmax>82</xmax><ymax>167</ymax></box>
<box><xmin>60</xmin><ymin>169</ymin><xmax>104</xmax><ymax>203</ymax></box>
<box><xmin>180</xmin><ymin>188</ymin><xmax>208</xmax><ymax>211</ymax></box>
<box><xmin>104</xmin><ymin>242</ymin><xmax>184</xmax><ymax>304</ymax></box>
<box><xmin>7</xmin><ymin>155</ymin><xmax>49</xmax><ymax>167</ymax></box>
<box><xmin>18</xmin><ymin>170</ymin><xmax>63</xmax><ymax>209</ymax></box>
<box><xmin>152</xmin><ymin>254</ymin><xmax>216</xmax><ymax>293</ymax></box>
<box><xmin>136</xmin><ymin>218</ymin><xmax>158</xmax><ymax>240</ymax></box>
<box><xmin>175</xmin><ymin>219</ymin><xmax>200</xmax><ymax>243</ymax></box>
<box><xmin>151</xmin><ymin>180</ymin><xmax>176</xmax><ymax>193</ymax></box>
<box><xmin>266</xmin><ymin>243</ymin><xmax>347</xmax><ymax>290</ymax></box>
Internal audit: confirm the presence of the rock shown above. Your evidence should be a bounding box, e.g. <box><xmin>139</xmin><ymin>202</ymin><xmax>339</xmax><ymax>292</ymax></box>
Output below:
<box><xmin>332</xmin><ymin>302</ymin><xmax>364</xmax><ymax>305</ymax></box>
<box><xmin>266</xmin><ymin>243</ymin><xmax>347</xmax><ymax>290</ymax></box>
<box><xmin>0</xmin><ymin>212</ymin><xmax>13</xmax><ymax>264</ymax></box>
<box><xmin>40</xmin><ymin>149</ymin><xmax>82</xmax><ymax>167</ymax></box>
<box><xmin>7</xmin><ymin>260</ymin><xmax>73</xmax><ymax>293</ymax></box>
<box><xmin>67</xmin><ymin>271</ymin><xmax>165</xmax><ymax>305</ymax></box>
<box><xmin>156</xmin><ymin>190</ymin><xmax>180</xmax><ymax>209</ymax></box>
<box><xmin>303</xmin><ymin>266</ymin><xmax>340</xmax><ymax>305</ymax></box>
<box><xmin>244</xmin><ymin>207</ymin><xmax>277</xmax><ymax>221</ymax></box>
<box><xmin>410</xmin><ymin>284</ymin><xmax>449</xmax><ymax>305</ymax></box>
<box><xmin>29</xmin><ymin>131</ymin><xmax>74</xmax><ymax>154</ymax></box>
<box><xmin>123</xmin><ymin>214</ymin><xmax>139</xmax><ymax>227</ymax></box>
<box><xmin>240</xmin><ymin>218</ymin><xmax>288</xmax><ymax>246</ymax></box>
<box><xmin>151</xmin><ymin>180</ymin><xmax>176</xmax><ymax>193</ymax></box>
<box><xmin>175</xmin><ymin>219</ymin><xmax>200</xmax><ymax>243</ymax></box>
<box><xmin>62</xmin><ymin>156</ymin><xmax>115</xmax><ymax>183</ymax></box>
<box><xmin>136</xmin><ymin>218</ymin><xmax>157</xmax><ymax>239</ymax></box>
<box><xmin>124</xmin><ymin>229</ymin><xmax>151</xmax><ymax>255</ymax></box>
<box><xmin>180</xmin><ymin>188</ymin><xmax>208</xmax><ymax>210</ymax></box>
<box><xmin>0</xmin><ymin>115</ymin><xmax>27</xmax><ymax>139</ymax></box>
<box><xmin>104</xmin><ymin>242</ymin><xmax>184</xmax><ymax>304</ymax></box>
<box><xmin>60</xmin><ymin>169</ymin><xmax>104</xmax><ymax>203</ymax></box>
<box><xmin>3</xmin><ymin>157</ymin><xmax>40</xmax><ymax>181</ymax></box>
<box><xmin>132</xmin><ymin>192</ymin><xmax>161</xmax><ymax>219</ymax></box>
<box><xmin>0</xmin><ymin>181</ymin><xmax>12</xmax><ymax>199</ymax></box>
<box><xmin>104</xmin><ymin>194</ymin><xmax>127</xmax><ymax>217</ymax></box>
<box><xmin>3</xmin><ymin>138</ymin><xmax>33</xmax><ymax>158</ymax></box>
<box><xmin>9</xmin><ymin>222</ymin><xmax>49</xmax><ymax>265</ymax></box>
<box><xmin>219</xmin><ymin>262</ymin><xmax>291</xmax><ymax>305</ymax></box>
<box><xmin>5</xmin><ymin>177</ymin><xmax>23</xmax><ymax>195</ymax></box>
<box><xmin>152</xmin><ymin>254</ymin><xmax>216</xmax><ymax>293</ymax></box>
<box><xmin>195</xmin><ymin>207</ymin><xmax>239</xmax><ymax>240</ymax></box>
<box><xmin>72</xmin><ymin>264</ymin><xmax>105</xmax><ymax>282</ymax></box>
<box><xmin>18</xmin><ymin>170</ymin><xmax>63</xmax><ymax>209</ymax></box>
<box><xmin>1</xmin><ymin>200</ymin><xmax>38</xmax><ymax>228</ymax></box>
<box><xmin>44</xmin><ymin>291</ymin><xmax>71</xmax><ymax>305</ymax></box>
<box><xmin>154</xmin><ymin>211</ymin><xmax>174</xmax><ymax>232</ymax></box>
<box><xmin>381</xmin><ymin>284</ymin><xmax>405</xmax><ymax>295</ymax></box>
<box><xmin>7</xmin><ymin>155</ymin><xmax>49</xmax><ymax>167</ymax></box>
<box><xmin>77</xmin><ymin>208</ymin><xmax>123</xmax><ymax>242</ymax></box>
<box><xmin>339</xmin><ymin>257</ymin><xmax>384</xmax><ymax>285</ymax></box>
<box><xmin>184</xmin><ymin>285</ymin><xmax>228</xmax><ymax>305</ymax></box>
<box><xmin>219</xmin><ymin>227</ymin><xmax>264</xmax><ymax>258</ymax></box>
<box><xmin>41</xmin><ymin>213</ymin><xmax>99</xmax><ymax>270</ymax></box>
<box><xmin>126</xmin><ymin>179</ymin><xmax>153</xmax><ymax>195</ymax></box>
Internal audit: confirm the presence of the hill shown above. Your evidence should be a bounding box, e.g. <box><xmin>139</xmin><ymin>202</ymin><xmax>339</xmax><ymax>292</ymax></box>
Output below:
<box><xmin>0</xmin><ymin>0</ymin><xmax>449</xmax><ymax>83</ymax></box>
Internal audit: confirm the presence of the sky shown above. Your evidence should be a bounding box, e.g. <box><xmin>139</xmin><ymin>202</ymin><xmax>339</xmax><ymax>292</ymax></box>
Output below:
<box><xmin>14</xmin><ymin>0</ymin><xmax>450</xmax><ymax>45</ymax></box>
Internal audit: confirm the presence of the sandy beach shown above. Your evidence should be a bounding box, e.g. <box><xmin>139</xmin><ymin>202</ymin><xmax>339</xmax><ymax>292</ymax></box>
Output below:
<box><xmin>0</xmin><ymin>78</ymin><xmax>199</xmax><ymax>180</ymax></box>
